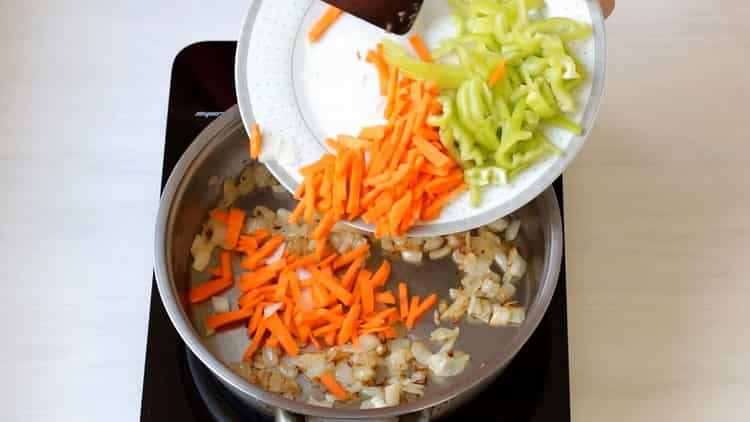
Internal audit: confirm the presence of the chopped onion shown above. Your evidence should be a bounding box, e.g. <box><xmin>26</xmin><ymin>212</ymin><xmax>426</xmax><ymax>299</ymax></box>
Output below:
<box><xmin>496</xmin><ymin>283</ymin><xmax>517</xmax><ymax>303</ymax></box>
<box><xmin>428</xmin><ymin>351</ymin><xmax>469</xmax><ymax>377</ymax></box>
<box><xmin>429</xmin><ymin>245</ymin><xmax>452</xmax><ymax>260</ymax></box>
<box><xmin>190</xmin><ymin>234</ymin><xmax>213</xmax><ymax>271</ymax></box>
<box><xmin>488</xmin><ymin>218</ymin><xmax>509</xmax><ymax>232</ymax></box>
<box><xmin>360</xmin><ymin>396</ymin><xmax>387</xmax><ymax>409</ymax></box>
<box><xmin>489</xmin><ymin>305</ymin><xmax>511</xmax><ymax>327</ymax></box>
<box><xmin>380</xmin><ymin>237</ymin><xmax>395</xmax><ymax>251</ymax></box>
<box><xmin>430</xmin><ymin>327</ymin><xmax>460</xmax><ymax>343</ymax></box>
<box><xmin>384</xmin><ymin>384</ymin><xmax>400</xmax><ymax>406</ymax></box>
<box><xmin>295</xmin><ymin>353</ymin><xmax>327</xmax><ymax>378</ymax></box>
<box><xmin>390</xmin><ymin>338</ymin><xmax>411</xmax><ymax>351</ymax></box>
<box><xmin>509</xmin><ymin>306</ymin><xmax>526</xmax><ymax>325</ymax></box>
<box><xmin>211</xmin><ymin>296</ymin><xmax>230</xmax><ymax>314</ymax></box>
<box><xmin>505</xmin><ymin>219</ymin><xmax>521</xmax><ymax>241</ymax></box>
<box><xmin>334</xmin><ymin>361</ymin><xmax>353</xmax><ymax>386</ymax></box>
<box><xmin>401</xmin><ymin>250</ymin><xmax>423</xmax><ymax>264</ymax></box>
<box><xmin>410</xmin><ymin>342</ymin><xmax>432</xmax><ymax>366</ymax></box>
<box><xmin>263</xmin><ymin>346</ymin><xmax>279</xmax><ymax>366</ymax></box>
<box><xmin>296</xmin><ymin>268</ymin><xmax>312</xmax><ymax>280</ymax></box>
<box><xmin>360</xmin><ymin>386</ymin><xmax>385</xmax><ymax>399</ymax></box>
<box><xmin>422</xmin><ymin>237</ymin><xmax>445</xmax><ymax>252</ymax></box>
<box><xmin>356</xmin><ymin>334</ymin><xmax>381</xmax><ymax>353</ymax></box>
<box><xmin>352</xmin><ymin>365</ymin><xmax>376</xmax><ymax>383</ymax></box>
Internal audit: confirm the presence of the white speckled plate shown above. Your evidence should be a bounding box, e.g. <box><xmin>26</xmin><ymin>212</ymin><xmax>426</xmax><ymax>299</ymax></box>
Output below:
<box><xmin>236</xmin><ymin>0</ymin><xmax>606</xmax><ymax>236</ymax></box>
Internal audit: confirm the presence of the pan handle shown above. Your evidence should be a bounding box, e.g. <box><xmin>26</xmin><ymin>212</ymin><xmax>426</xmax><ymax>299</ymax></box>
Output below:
<box><xmin>275</xmin><ymin>408</ymin><xmax>431</xmax><ymax>422</ymax></box>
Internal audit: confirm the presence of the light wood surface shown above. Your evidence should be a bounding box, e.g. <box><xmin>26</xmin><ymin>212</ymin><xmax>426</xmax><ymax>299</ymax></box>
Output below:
<box><xmin>565</xmin><ymin>1</ymin><xmax>750</xmax><ymax>421</ymax></box>
<box><xmin>0</xmin><ymin>0</ymin><xmax>748</xmax><ymax>421</ymax></box>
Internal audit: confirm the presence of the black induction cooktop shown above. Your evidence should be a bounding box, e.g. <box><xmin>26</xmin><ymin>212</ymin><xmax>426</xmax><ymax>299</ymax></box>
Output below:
<box><xmin>140</xmin><ymin>41</ymin><xmax>571</xmax><ymax>422</ymax></box>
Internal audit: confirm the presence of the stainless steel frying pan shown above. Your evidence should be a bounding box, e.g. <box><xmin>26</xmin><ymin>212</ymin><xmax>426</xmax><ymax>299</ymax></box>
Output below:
<box><xmin>154</xmin><ymin>106</ymin><xmax>563</xmax><ymax>420</ymax></box>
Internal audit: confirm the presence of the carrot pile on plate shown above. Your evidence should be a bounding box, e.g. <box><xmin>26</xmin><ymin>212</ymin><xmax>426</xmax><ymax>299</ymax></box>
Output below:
<box><xmin>189</xmin><ymin>213</ymin><xmax>438</xmax><ymax>364</ymax></box>
<box><xmin>290</xmin><ymin>44</ymin><xmax>466</xmax><ymax>240</ymax></box>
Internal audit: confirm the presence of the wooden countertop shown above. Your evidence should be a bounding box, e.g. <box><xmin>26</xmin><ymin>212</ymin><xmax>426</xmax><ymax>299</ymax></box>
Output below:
<box><xmin>565</xmin><ymin>1</ymin><xmax>750</xmax><ymax>420</ymax></box>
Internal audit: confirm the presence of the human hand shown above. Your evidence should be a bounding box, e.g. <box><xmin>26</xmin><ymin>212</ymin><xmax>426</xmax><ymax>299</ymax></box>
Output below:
<box><xmin>600</xmin><ymin>0</ymin><xmax>615</xmax><ymax>18</ymax></box>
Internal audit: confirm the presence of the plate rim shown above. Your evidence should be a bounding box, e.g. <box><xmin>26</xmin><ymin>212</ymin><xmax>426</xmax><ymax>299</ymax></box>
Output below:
<box><xmin>236</xmin><ymin>0</ymin><xmax>606</xmax><ymax>238</ymax></box>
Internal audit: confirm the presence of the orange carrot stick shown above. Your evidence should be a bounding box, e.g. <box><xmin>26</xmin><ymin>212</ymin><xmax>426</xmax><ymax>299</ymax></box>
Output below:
<box><xmin>209</xmin><ymin>209</ymin><xmax>229</xmax><ymax>224</ymax></box>
<box><xmin>242</xmin><ymin>317</ymin><xmax>267</xmax><ymax>361</ymax></box>
<box><xmin>375</xmin><ymin>291</ymin><xmax>396</xmax><ymax>305</ymax></box>
<box><xmin>488</xmin><ymin>60</ymin><xmax>507</xmax><ymax>88</ymax></box>
<box><xmin>408</xmin><ymin>35</ymin><xmax>433</xmax><ymax>62</ymax></box>
<box><xmin>361</xmin><ymin>277</ymin><xmax>375</xmax><ymax>314</ymax></box>
<box><xmin>241</xmin><ymin>235</ymin><xmax>284</xmax><ymax>270</ymax></box>
<box><xmin>315</xmin><ymin>269</ymin><xmax>353</xmax><ymax>306</ymax></box>
<box><xmin>388</xmin><ymin>191</ymin><xmax>412</xmax><ymax>236</ymax></box>
<box><xmin>407</xmin><ymin>296</ymin><xmax>420</xmax><ymax>326</ymax></box>
<box><xmin>223</xmin><ymin>208</ymin><xmax>246</xmax><ymax>250</ymax></box>
<box><xmin>250</xmin><ymin>123</ymin><xmax>262</xmax><ymax>159</ymax></box>
<box><xmin>407</xmin><ymin>293</ymin><xmax>437</xmax><ymax>329</ymax></box>
<box><xmin>398</xmin><ymin>283</ymin><xmax>409</xmax><ymax>320</ymax></box>
<box><xmin>246</xmin><ymin>305</ymin><xmax>264</xmax><ymax>337</ymax></box>
<box><xmin>219</xmin><ymin>251</ymin><xmax>232</xmax><ymax>282</ymax></box>
<box><xmin>332</xmin><ymin>243</ymin><xmax>370</xmax><ymax>269</ymax></box>
<box><xmin>308</xmin><ymin>6</ymin><xmax>343</xmax><ymax>42</ymax></box>
<box><xmin>359</xmin><ymin>125</ymin><xmax>386</xmax><ymax>141</ymax></box>
<box><xmin>346</xmin><ymin>150</ymin><xmax>364</xmax><ymax>218</ymax></box>
<box><xmin>205</xmin><ymin>306</ymin><xmax>253</xmax><ymax>330</ymax></box>
<box><xmin>265</xmin><ymin>313</ymin><xmax>300</xmax><ymax>357</ymax></box>
<box><xmin>189</xmin><ymin>277</ymin><xmax>233</xmax><ymax>304</ymax></box>
<box><xmin>422</xmin><ymin>183</ymin><xmax>468</xmax><ymax>221</ymax></box>
<box><xmin>320</xmin><ymin>373</ymin><xmax>349</xmax><ymax>400</ymax></box>
<box><xmin>337</xmin><ymin>303</ymin><xmax>361</xmax><ymax>345</ymax></box>
<box><xmin>413</xmin><ymin>136</ymin><xmax>451</xmax><ymax>168</ymax></box>
<box><xmin>369</xmin><ymin>260</ymin><xmax>392</xmax><ymax>288</ymax></box>
<box><xmin>340</xmin><ymin>257</ymin><xmax>363</xmax><ymax>290</ymax></box>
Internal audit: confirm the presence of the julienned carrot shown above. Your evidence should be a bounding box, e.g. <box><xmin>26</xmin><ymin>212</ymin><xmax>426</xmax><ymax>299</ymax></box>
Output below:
<box><xmin>337</xmin><ymin>135</ymin><xmax>370</xmax><ymax>150</ymax></box>
<box><xmin>241</xmin><ymin>235</ymin><xmax>284</xmax><ymax>270</ymax></box>
<box><xmin>308</xmin><ymin>6</ymin><xmax>343</xmax><ymax>42</ymax></box>
<box><xmin>320</xmin><ymin>373</ymin><xmax>349</xmax><ymax>400</ymax></box>
<box><xmin>361</xmin><ymin>277</ymin><xmax>375</xmax><ymax>314</ymax></box>
<box><xmin>265</xmin><ymin>313</ymin><xmax>299</xmax><ymax>357</ymax></box>
<box><xmin>250</xmin><ymin>228</ymin><xmax>270</xmax><ymax>243</ymax></box>
<box><xmin>398</xmin><ymin>283</ymin><xmax>409</xmax><ymax>320</ymax></box>
<box><xmin>406</xmin><ymin>293</ymin><xmax>438</xmax><ymax>329</ymax></box>
<box><xmin>206</xmin><ymin>306</ymin><xmax>253</xmax><ymax>330</ymax></box>
<box><xmin>361</xmin><ymin>191</ymin><xmax>393</xmax><ymax>224</ymax></box>
<box><xmin>388</xmin><ymin>191</ymin><xmax>412</xmax><ymax>236</ymax></box>
<box><xmin>243</xmin><ymin>317</ymin><xmax>267</xmax><ymax>361</ymax></box>
<box><xmin>413</xmin><ymin>136</ymin><xmax>451</xmax><ymax>168</ymax></box>
<box><xmin>209</xmin><ymin>209</ymin><xmax>229</xmax><ymax>224</ymax></box>
<box><xmin>220</xmin><ymin>251</ymin><xmax>232</xmax><ymax>282</ymax></box>
<box><xmin>337</xmin><ymin>304</ymin><xmax>361</xmax><ymax>345</ymax></box>
<box><xmin>250</xmin><ymin>123</ymin><xmax>262</xmax><ymax>160</ymax></box>
<box><xmin>488</xmin><ymin>60</ymin><xmax>507</xmax><ymax>88</ymax></box>
<box><xmin>332</xmin><ymin>243</ymin><xmax>370</xmax><ymax>269</ymax></box>
<box><xmin>369</xmin><ymin>260</ymin><xmax>391</xmax><ymax>288</ymax></box>
<box><xmin>375</xmin><ymin>291</ymin><xmax>396</xmax><ymax>305</ymax></box>
<box><xmin>359</xmin><ymin>125</ymin><xmax>386</xmax><ymax>140</ymax></box>
<box><xmin>408</xmin><ymin>35</ymin><xmax>433</xmax><ymax>62</ymax></box>
<box><xmin>296</xmin><ymin>71</ymin><xmax>461</xmax><ymax>239</ymax></box>
<box><xmin>408</xmin><ymin>296</ymin><xmax>420</xmax><ymax>323</ymax></box>
<box><xmin>223</xmin><ymin>208</ymin><xmax>246</xmax><ymax>250</ymax></box>
<box><xmin>189</xmin><ymin>277</ymin><xmax>233</xmax><ymax>304</ymax></box>
<box><xmin>346</xmin><ymin>150</ymin><xmax>364</xmax><ymax>218</ymax></box>
<box><xmin>340</xmin><ymin>257</ymin><xmax>363</xmax><ymax>290</ymax></box>
<box><xmin>425</xmin><ymin>170</ymin><xmax>465</xmax><ymax>195</ymax></box>
<box><xmin>422</xmin><ymin>183</ymin><xmax>468</xmax><ymax>221</ymax></box>
<box><xmin>246</xmin><ymin>304</ymin><xmax>262</xmax><ymax>334</ymax></box>
<box><xmin>315</xmin><ymin>270</ymin><xmax>353</xmax><ymax>306</ymax></box>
